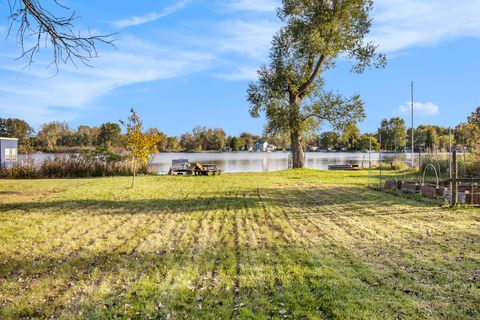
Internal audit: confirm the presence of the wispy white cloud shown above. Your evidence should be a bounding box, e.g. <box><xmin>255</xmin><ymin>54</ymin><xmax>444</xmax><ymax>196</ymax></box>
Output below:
<box><xmin>112</xmin><ymin>0</ymin><xmax>191</xmax><ymax>29</ymax></box>
<box><xmin>216</xmin><ymin>19</ymin><xmax>279</xmax><ymax>60</ymax></box>
<box><xmin>0</xmin><ymin>37</ymin><xmax>215</xmax><ymax>125</ymax></box>
<box><xmin>214</xmin><ymin>66</ymin><xmax>258</xmax><ymax>81</ymax></box>
<box><xmin>224</xmin><ymin>0</ymin><xmax>280</xmax><ymax>12</ymax></box>
<box><xmin>205</xmin><ymin>18</ymin><xmax>278</xmax><ymax>80</ymax></box>
<box><xmin>371</xmin><ymin>0</ymin><xmax>480</xmax><ymax>52</ymax></box>
<box><xmin>396</xmin><ymin>101</ymin><xmax>440</xmax><ymax>116</ymax></box>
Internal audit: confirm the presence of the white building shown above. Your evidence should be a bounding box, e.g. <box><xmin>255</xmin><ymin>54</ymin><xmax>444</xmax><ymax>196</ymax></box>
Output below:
<box><xmin>253</xmin><ymin>141</ymin><xmax>276</xmax><ymax>152</ymax></box>
<box><xmin>0</xmin><ymin>137</ymin><xmax>18</xmax><ymax>167</ymax></box>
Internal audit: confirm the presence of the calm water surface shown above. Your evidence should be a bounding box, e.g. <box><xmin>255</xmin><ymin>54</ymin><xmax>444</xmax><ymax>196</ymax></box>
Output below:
<box><xmin>20</xmin><ymin>152</ymin><xmax>403</xmax><ymax>174</ymax></box>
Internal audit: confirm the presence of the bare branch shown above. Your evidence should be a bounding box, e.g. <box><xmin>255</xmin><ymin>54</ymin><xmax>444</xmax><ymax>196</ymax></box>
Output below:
<box><xmin>6</xmin><ymin>0</ymin><xmax>115</xmax><ymax>71</ymax></box>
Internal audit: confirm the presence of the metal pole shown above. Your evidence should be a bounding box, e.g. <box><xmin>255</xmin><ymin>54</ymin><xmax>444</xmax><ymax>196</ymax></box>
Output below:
<box><xmin>394</xmin><ymin>130</ymin><xmax>398</xmax><ymax>188</ymax></box>
<box><xmin>449</xmin><ymin>127</ymin><xmax>452</xmax><ymax>200</ymax></box>
<box><xmin>379</xmin><ymin>133</ymin><xmax>382</xmax><ymax>188</ymax></box>
<box><xmin>449</xmin><ymin>127</ymin><xmax>452</xmax><ymax>180</ymax></box>
<box><xmin>451</xmin><ymin>147</ymin><xmax>458</xmax><ymax>207</ymax></box>
<box><xmin>411</xmin><ymin>81</ymin><xmax>415</xmax><ymax>168</ymax></box>
<box><xmin>394</xmin><ymin>130</ymin><xmax>397</xmax><ymax>169</ymax></box>
<box><xmin>368</xmin><ymin>137</ymin><xmax>371</xmax><ymax>187</ymax></box>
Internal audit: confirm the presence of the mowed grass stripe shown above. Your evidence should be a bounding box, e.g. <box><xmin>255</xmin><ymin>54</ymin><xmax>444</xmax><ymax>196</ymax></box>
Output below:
<box><xmin>0</xmin><ymin>211</ymin><xmax>134</xmax><ymax>298</ymax></box>
<box><xmin>2</xmin><ymin>211</ymin><xmax>154</xmax><ymax>317</ymax></box>
<box><xmin>0</xmin><ymin>170</ymin><xmax>478</xmax><ymax>319</ymax></box>
<box><xmin>55</xmin><ymin>211</ymin><xmax>172</xmax><ymax>318</ymax></box>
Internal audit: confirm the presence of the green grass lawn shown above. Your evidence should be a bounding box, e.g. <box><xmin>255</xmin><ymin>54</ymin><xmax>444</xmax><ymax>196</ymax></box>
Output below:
<box><xmin>0</xmin><ymin>170</ymin><xmax>478</xmax><ymax>319</ymax></box>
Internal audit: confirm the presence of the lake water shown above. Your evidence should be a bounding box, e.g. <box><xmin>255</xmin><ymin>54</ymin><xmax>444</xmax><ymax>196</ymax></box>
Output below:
<box><xmin>19</xmin><ymin>152</ymin><xmax>404</xmax><ymax>174</ymax></box>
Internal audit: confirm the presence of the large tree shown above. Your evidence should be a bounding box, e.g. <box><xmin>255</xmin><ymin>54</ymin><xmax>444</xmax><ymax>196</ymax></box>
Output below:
<box><xmin>72</xmin><ymin>125</ymin><xmax>99</xmax><ymax>148</ymax></box>
<box><xmin>341</xmin><ymin>122</ymin><xmax>360</xmax><ymax>150</ymax></box>
<box><xmin>377</xmin><ymin>117</ymin><xmax>407</xmax><ymax>151</ymax></box>
<box><xmin>413</xmin><ymin>125</ymin><xmax>437</xmax><ymax>151</ymax></box>
<box><xmin>97</xmin><ymin>122</ymin><xmax>121</xmax><ymax>150</ymax></box>
<box><xmin>248</xmin><ymin>0</ymin><xmax>385</xmax><ymax>168</ymax></box>
<box><xmin>5</xmin><ymin>0</ymin><xmax>113</xmax><ymax>69</ymax></box>
<box><xmin>36</xmin><ymin>121</ymin><xmax>70</xmax><ymax>151</ymax></box>
<box><xmin>0</xmin><ymin>117</ymin><xmax>34</xmax><ymax>146</ymax></box>
<box><xmin>319</xmin><ymin>131</ymin><xmax>340</xmax><ymax>150</ymax></box>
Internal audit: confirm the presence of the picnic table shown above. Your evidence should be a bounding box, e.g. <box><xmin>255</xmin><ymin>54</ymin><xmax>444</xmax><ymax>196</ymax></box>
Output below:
<box><xmin>193</xmin><ymin>163</ymin><xmax>222</xmax><ymax>176</ymax></box>
<box><xmin>168</xmin><ymin>159</ymin><xmax>222</xmax><ymax>176</ymax></box>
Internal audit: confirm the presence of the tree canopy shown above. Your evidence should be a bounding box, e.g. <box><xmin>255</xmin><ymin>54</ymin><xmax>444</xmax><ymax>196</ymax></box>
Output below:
<box><xmin>465</xmin><ymin>106</ymin><xmax>480</xmax><ymax>156</ymax></box>
<box><xmin>0</xmin><ymin>118</ymin><xmax>34</xmax><ymax>145</ymax></box>
<box><xmin>377</xmin><ymin>117</ymin><xmax>407</xmax><ymax>151</ymax></box>
<box><xmin>248</xmin><ymin>0</ymin><xmax>385</xmax><ymax>168</ymax></box>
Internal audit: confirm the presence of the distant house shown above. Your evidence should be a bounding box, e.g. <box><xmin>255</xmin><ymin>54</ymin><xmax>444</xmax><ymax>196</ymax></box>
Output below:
<box><xmin>266</xmin><ymin>144</ymin><xmax>276</xmax><ymax>152</ymax></box>
<box><xmin>253</xmin><ymin>140</ymin><xmax>276</xmax><ymax>152</ymax></box>
<box><xmin>254</xmin><ymin>141</ymin><xmax>268</xmax><ymax>152</ymax></box>
<box><xmin>0</xmin><ymin>137</ymin><xmax>18</xmax><ymax>167</ymax></box>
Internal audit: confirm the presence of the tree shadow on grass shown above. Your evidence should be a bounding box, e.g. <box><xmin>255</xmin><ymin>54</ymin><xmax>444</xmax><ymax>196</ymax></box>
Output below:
<box><xmin>0</xmin><ymin>244</ymin><xmax>427</xmax><ymax>320</ymax></box>
<box><xmin>0</xmin><ymin>191</ymin><xmax>21</xmax><ymax>195</ymax></box>
<box><xmin>1</xmin><ymin>182</ymin><xmax>476</xmax><ymax>319</ymax></box>
<box><xmin>0</xmin><ymin>185</ymin><xmax>433</xmax><ymax>215</ymax></box>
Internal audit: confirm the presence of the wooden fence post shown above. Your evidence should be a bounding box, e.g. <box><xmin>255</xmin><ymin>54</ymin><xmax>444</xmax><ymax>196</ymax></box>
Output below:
<box><xmin>451</xmin><ymin>148</ymin><xmax>458</xmax><ymax>208</ymax></box>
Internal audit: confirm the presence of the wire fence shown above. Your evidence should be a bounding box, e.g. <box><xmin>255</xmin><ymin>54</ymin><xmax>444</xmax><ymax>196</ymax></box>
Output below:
<box><xmin>367</xmin><ymin>150</ymin><xmax>480</xmax><ymax>207</ymax></box>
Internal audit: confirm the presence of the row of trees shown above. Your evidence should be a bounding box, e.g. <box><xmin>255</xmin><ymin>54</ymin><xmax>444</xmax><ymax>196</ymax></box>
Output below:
<box><xmin>316</xmin><ymin>127</ymin><xmax>380</xmax><ymax>152</ymax></box>
<box><xmin>0</xmin><ymin>120</ymin><xmax>126</xmax><ymax>153</ymax></box>
<box><xmin>1</xmin><ymin>113</ymin><xmax>478</xmax><ymax>154</ymax></box>
<box><xmin>0</xmin><ymin>118</ymin><xmax>262</xmax><ymax>153</ymax></box>
<box><xmin>314</xmin><ymin>118</ymin><xmax>467</xmax><ymax>153</ymax></box>
<box><xmin>376</xmin><ymin>118</ymin><xmax>452</xmax><ymax>152</ymax></box>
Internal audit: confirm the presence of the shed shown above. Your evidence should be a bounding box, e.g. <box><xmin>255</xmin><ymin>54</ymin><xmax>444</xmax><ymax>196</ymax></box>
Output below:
<box><xmin>0</xmin><ymin>137</ymin><xmax>19</xmax><ymax>167</ymax></box>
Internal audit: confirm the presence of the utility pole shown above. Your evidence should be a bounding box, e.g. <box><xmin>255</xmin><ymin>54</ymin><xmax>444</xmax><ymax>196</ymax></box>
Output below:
<box><xmin>411</xmin><ymin>82</ymin><xmax>415</xmax><ymax>168</ymax></box>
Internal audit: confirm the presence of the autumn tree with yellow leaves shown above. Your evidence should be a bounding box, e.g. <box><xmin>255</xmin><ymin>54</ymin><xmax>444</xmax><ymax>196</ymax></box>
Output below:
<box><xmin>120</xmin><ymin>108</ymin><xmax>160</xmax><ymax>188</ymax></box>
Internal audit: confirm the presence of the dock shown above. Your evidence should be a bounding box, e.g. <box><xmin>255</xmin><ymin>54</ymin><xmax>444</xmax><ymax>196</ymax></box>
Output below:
<box><xmin>327</xmin><ymin>164</ymin><xmax>360</xmax><ymax>171</ymax></box>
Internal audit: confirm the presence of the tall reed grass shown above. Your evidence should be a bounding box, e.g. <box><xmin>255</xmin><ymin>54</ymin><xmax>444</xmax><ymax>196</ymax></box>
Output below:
<box><xmin>421</xmin><ymin>154</ymin><xmax>480</xmax><ymax>178</ymax></box>
<box><xmin>0</xmin><ymin>153</ymin><xmax>150</xmax><ymax>179</ymax></box>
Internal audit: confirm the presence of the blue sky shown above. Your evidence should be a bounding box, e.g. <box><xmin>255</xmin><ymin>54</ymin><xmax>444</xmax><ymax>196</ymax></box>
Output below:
<box><xmin>0</xmin><ymin>0</ymin><xmax>479</xmax><ymax>136</ymax></box>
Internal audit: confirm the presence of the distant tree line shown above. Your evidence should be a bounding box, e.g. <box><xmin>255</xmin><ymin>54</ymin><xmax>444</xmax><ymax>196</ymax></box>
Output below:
<box><xmin>308</xmin><ymin>110</ymin><xmax>479</xmax><ymax>153</ymax></box>
<box><xmin>0</xmin><ymin>119</ymin><xmax>259</xmax><ymax>153</ymax></box>
<box><xmin>1</xmin><ymin>106</ymin><xmax>479</xmax><ymax>154</ymax></box>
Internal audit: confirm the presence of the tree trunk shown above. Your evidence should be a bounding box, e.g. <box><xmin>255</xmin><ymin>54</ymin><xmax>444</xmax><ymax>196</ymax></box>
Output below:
<box><xmin>289</xmin><ymin>94</ymin><xmax>305</xmax><ymax>169</ymax></box>
<box><xmin>131</xmin><ymin>159</ymin><xmax>136</xmax><ymax>188</ymax></box>
<box><xmin>291</xmin><ymin>129</ymin><xmax>305</xmax><ymax>168</ymax></box>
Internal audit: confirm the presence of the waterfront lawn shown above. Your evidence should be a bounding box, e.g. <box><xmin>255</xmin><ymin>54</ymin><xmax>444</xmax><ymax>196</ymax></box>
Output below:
<box><xmin>0</xmin><ymin>170</ymin><xmax>479</xmax><ymax>319</ymax></box>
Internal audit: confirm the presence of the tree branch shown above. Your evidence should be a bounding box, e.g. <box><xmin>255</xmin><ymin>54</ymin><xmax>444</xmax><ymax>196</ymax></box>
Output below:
<box><xmin>7</xmin><ymin>0</ymin><xmax>115</xmax><ymax>71</ymax></box>
<box><xmin>298</xmin><ymin>54</ymin><xmax>325</xmax><ymax>98</ymax></box>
